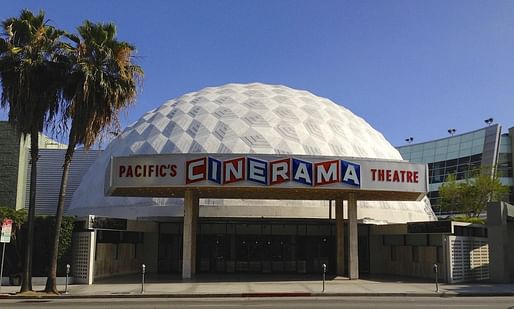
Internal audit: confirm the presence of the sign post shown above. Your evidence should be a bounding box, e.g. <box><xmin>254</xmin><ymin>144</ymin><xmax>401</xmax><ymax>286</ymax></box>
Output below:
<box><xmin>0</xmin><ymin>218</ymin><xmax>13</xmax><ymax>290</ymax></box>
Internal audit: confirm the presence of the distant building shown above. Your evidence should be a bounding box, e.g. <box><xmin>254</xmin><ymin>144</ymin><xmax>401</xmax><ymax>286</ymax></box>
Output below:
<box><xmin>0</xmin><ymin>121</ymin><xmax>69</xmax><ymax>211</ymax></box>
<box><xmin>397</xmin><ymin>124</ymin><xmax>514</xmax><ymax>215</ymax></box>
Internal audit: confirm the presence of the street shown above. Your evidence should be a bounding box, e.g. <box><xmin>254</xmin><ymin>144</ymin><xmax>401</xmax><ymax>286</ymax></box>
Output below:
<box><xmin>1</xmin><ymin>297</ymin><xmax>514</xmax><ymax>309</ymax></box>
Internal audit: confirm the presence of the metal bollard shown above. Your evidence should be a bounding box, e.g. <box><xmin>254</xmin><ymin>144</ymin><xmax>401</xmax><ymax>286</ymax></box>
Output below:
<box><xmin>322</xmin><ymin>263</ymin><xmax>327</xmax><ymax>292</ymax></box>
<box><xmin>141</xmin><ymin>264</ymin><xmax>146</xmax><ymax>294</ymax></box>
<box><xmin>65</xmin><ymin>264</ymin><xmax>70</xmax><ymax>294</ymax></box>
<box><xmin>433</xmin><ymin>263</ymin><xmax>439</xmax><ymax>293</ymax></box>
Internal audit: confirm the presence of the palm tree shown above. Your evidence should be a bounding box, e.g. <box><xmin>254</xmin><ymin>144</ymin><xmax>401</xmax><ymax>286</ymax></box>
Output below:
<box><xmin>0</xmin><ymin>10</ymin><xmax>66</xmax><ymax>292</ymax></box>
<box><xmin>44</xmin><ymin>20</ymin><xmax>143</xmax><ymax>294</ymax></box>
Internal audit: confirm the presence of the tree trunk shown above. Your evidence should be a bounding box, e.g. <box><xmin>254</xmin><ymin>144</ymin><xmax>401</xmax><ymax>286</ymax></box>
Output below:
<box><xmin>20</xmin><ymin>131</ymin><xmax>39</xmax><ymax>293</ymax></box>
<box><xmin>45</xmin><ymin>138</ymin><xmax>76</xmax><ymax>294</ymax></box>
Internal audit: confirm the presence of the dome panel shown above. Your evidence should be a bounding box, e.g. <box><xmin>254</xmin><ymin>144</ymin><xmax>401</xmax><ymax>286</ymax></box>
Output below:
<box><xmin>69</xmin><ymin>83</ymin><xmax>436</xmax><ymax>223</ymax></box>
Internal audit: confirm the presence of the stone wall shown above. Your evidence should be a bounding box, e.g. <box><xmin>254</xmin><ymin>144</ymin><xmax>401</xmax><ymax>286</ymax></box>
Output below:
<box><xmin>0</xmin><ymin>122</ymin><xmax>20</xmax><ymax>209</ymax></box>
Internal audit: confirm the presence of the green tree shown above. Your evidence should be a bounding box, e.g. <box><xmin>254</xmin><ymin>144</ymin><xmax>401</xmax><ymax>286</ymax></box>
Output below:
<box><xmin>44</xmin><ymin>21</ymin><xmax>143</xmax><ymax>294</ymax></box>
<box><xmin>439</xmin><ymin>171</ymin><xmax>508</xmax><ymax>218</ymax></box>
<box><xmin>0</xmin><ymin>10</ymin><xmax>66</xmax><ymax>292</ymax></box>
<box><xmin>0</xmin><ymin>207</ymin><xmax>27</xmax><ymax>276</ymax></box>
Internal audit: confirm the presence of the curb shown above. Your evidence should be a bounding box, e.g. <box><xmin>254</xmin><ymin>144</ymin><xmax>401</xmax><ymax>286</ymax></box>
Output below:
<box><xmin>2</xmin><ymin>291</ymin><xmax>514</xmax><ymax>299</ymax></box>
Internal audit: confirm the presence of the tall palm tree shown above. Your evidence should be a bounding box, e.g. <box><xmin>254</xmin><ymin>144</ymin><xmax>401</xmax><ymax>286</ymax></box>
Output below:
<box><xmin>0</xmin><ymin>10</ymin><xmax>66</xmax><ymax>292</ymax></box>
<box><xmin>44</xmin><ymin>20</ymin><xmax>143</xmax><ymax>294</ymax></box>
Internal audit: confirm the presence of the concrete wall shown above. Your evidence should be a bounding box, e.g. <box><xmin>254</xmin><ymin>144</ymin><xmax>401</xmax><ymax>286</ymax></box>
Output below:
<box><xmin>94</xmin><ymin>243</ymin><xmax>144</xmax><ymax>279</ymax></box>
<box><xmin>508</xmin><ymin>223</ymin><xmax>514</xmax><ymax>278</ymax></box>
<box><xmin>93</xmin><ymin>221</ymin><xmax>159</xmax><ymax>279</ymax></box>
<box><xmin>487</xmin><ymin>201</ymin><xmax>514</xmax><ymax>282</ymax></box>
<box><xmin>369</xmin><ymin>234</ymin><xmax>443</xmax><ymax>281</ymax></box>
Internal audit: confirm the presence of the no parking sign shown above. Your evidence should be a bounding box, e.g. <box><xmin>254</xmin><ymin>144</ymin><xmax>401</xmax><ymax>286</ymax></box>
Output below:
<box><xmin>1</xmin><ymin>218</ymin><xmax>12</xmax><ymax>243</ymax></box>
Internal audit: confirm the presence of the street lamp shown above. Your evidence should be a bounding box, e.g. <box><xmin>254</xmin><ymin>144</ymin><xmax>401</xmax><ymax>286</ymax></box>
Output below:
<box><xmin>484</xmin><ymin>118</ymin><xmax>493</xmax><ymax>126</ymax></box>
<box><xmin>447</xmin><ymin>128</ymin><xmax>456</xmax><ymax>136</ymax></box>
<box><xmin>405</xmin><ymin>137</ymin><xmax>413</xmax><ymax>144</ymax></box>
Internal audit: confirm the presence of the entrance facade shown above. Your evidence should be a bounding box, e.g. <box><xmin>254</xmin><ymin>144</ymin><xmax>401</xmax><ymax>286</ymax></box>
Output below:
<box><xmin>158</xmin><ymin>220</ymin><xmax>370</xmax><ymax>275</ymax></box>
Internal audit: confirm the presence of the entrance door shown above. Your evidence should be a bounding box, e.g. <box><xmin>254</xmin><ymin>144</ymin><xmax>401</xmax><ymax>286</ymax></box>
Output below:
<box><xmin>198</xmin><ymin>234</ymin><xmax>228</xmax><ymax>272</ymax></box>
<box><xmin>158</xmin><ymin>233</ymin><xmax>182</xmax><ymax>273</ymax></box>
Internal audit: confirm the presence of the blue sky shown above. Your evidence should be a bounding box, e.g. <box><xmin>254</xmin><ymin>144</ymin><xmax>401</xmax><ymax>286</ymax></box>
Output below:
<box><xmin>1</xmin><ymin>0</ymin><xmax>513</xmax><ymax>147</ymax></box>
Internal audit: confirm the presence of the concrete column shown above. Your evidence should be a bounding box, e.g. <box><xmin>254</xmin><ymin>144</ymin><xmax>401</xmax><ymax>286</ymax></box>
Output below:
<box><xmin>487</xmin><ymin>201</ymin><xmax>511</xmax><ymax>282</ymax></box>
<box><xmin>182</xmin><ymin>190</ymin><xmax>199</xmax><ymax>279</ymax></box>
<box><xmin>335</xmin><ymin>199</ymin><xmax>345</xmax><ymax>276</ymax></box>
<box><xmin>348</xmin><ymin>193</ymin><xmax>359</xmax><ymax>280</ymax></box>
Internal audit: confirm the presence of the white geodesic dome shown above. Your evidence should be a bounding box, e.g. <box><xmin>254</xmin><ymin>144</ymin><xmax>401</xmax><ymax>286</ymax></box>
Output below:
<box><xmin>69</xmin><ymin>83</ymin><xmax>436</xmax><ymax>223</ymax></box>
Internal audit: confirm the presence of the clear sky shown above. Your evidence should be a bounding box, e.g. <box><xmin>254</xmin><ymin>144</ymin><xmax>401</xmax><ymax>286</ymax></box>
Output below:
<box><xmin>1</xmin><ymin>0</ymin><xmax>513</xmax><ymax>147</ymax></box>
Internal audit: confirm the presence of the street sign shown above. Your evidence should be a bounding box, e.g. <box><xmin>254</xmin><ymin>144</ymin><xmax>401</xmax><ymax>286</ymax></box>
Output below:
<box><xmin>1</xmin><ymin>218</ymin><xmax>12</xmax><ymax>243</ymax></box>
<box><xmin>0</xmin><ymin>218</ymin><xmax>12</xmax><ymax>290</ymax></box>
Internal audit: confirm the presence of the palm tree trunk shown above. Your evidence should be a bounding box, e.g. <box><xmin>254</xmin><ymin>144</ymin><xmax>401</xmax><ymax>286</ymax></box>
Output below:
<box><xmin>45</xmin><ymin>138</ymin><xmax>76</xmax><ymax>294</ymax></box>
<box><xmin>20</xmin><ymin>131</ymin><xmax>39</xmax><ymax>292</ymax></box>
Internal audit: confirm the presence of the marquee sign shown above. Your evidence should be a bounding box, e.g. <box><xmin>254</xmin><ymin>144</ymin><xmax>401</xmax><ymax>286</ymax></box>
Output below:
<box><xmin>106</xmin><ymin>154</ymin><xmax>428</xmax><ymax>197</ymax></box>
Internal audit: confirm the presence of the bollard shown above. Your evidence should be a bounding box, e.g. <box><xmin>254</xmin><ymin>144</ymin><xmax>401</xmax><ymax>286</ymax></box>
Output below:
<box><xmin>65</xmin><ymin>264</ymin><xmax>70</xmax><ymax>294</ymax></box>
<box><xmin>322</xmin><ymin>263</ymin><xmax>327</xmax><ymax>292</ymax></box>
<box><xmin>433</xmin><ymin>263</ymin><xmax>439</xmax><ymax>293</ymax></box>
<box><xmin>141</xmin><ymin>264</ymin><xmax>146</xmax><ymax>294</ymax></box>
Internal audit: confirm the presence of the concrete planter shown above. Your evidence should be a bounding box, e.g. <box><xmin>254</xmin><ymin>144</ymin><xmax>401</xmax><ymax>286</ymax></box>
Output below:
<box><xmin>1</xmin><ymin>276</ymin><xmax>75</xmax><ymax>286</ymax></box>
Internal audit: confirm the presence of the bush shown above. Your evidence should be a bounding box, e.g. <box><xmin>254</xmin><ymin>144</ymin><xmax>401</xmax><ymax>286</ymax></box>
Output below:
<box><xmin>26</xmin><ymin>216</ymin><xmax>75</xmax><ymax>276</ymax></box>
<box><xmin>452</xmin><ymin>216</ymin><xmax>485</xmax><ymax>225</ymax></box>
<box><xmin>0</xmin><ymin>207</ymin><xmax>27</xmax><ymax>277</ymax></box>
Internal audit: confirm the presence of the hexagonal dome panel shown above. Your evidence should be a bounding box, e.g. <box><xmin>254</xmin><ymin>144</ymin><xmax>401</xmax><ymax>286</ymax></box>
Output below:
<box><xmin>69</xmin><ymin>83</ymin><xmax>436</xmax><ymax>223</ymax></box>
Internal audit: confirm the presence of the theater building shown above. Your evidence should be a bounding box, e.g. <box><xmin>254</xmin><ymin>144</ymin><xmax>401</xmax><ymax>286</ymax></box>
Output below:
<box><xmin>3</xmin><ymin>83</ymin><xmax>491</xmax><ymax>285</ymax></box>
<box><xmin>65</xmin><ymin>83</ymin><xmax>444</xmax><ymax>283</ymax></box>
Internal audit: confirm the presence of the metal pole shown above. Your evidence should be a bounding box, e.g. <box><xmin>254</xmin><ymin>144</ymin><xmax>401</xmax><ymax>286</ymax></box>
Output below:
<box><xmin>0</xmin><ymin>243</ymin><xmax>5</xmax><ymax>291</ymax></box>
<box><xmin>322</xmin><ymin>263</ymin><xmax>326</xmax><ymax>292</ymax></box>
<box><xmin>328</xmin><ymin>200</ymin><xmax>332</xmax><ymax>220</ymax></box>
<box><xmin>65</xmin><ymin>264</ymin><xmax>70</xmax><ymax>294</ymax></box>
<box><xmin>141</xmin><ymin>264</ymin><xmax>146</xmax><ymax>294</ymax></box>
<box><xmin>433</xmin><ymin>263</ymin><xmax>439</xmax><ymax>293</ymax></box>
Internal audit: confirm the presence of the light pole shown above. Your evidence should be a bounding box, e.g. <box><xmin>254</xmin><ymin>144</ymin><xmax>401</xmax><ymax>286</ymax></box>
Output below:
<box><xmin>447</xmin><ymin>128</ymin><xmax>456</xmax><ymax>136</ymax></box>
<box><xmin>405</xmin><ymin>137</ymin><xmax>413</xmax><ymax>144</ymax></box>
<box><xmin>484</xmin><ymin>118</ymin><xmax>493</xmax><ymax>126</ymax></box>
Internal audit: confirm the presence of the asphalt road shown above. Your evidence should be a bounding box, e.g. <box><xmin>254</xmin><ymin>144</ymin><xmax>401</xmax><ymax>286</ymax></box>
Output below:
<box><xmin>1</xmin><ymin>297</ymin><xmax>514</xmax><ymax>309</ymax></box>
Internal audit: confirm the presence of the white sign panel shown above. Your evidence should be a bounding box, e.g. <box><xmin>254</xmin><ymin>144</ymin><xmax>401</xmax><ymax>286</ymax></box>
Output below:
<box><xmin>1</xmin><ymin>218</ymin><xmax>12</xmax><ymax>243</ymax></box>
<box><xmin>107</xmin><ymin>154</ymin><xmax>428</xmax><ymax>195</ymax></box>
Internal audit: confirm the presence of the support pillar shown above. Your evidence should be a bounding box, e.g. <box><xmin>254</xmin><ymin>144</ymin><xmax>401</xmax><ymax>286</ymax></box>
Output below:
<box><xmin>348</xmin><ymin>193</ymin><xmax>359</xmax><ymax>280</ymax></box>
<box><xmin>182</xmin><ymin>190</ymin><xmax>199</xmax><ymax>279</ymax></box>
<box><xmin>335</xmin><ymin>199</ymin><xmax>345</xmax><ymax>276</ymax></box>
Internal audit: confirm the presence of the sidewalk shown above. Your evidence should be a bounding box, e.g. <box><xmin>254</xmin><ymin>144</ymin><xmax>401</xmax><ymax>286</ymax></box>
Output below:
<box><xmin>1</xmin><ymin>274</ymin><xmax>514</xmax><ymax>298</ymax></box>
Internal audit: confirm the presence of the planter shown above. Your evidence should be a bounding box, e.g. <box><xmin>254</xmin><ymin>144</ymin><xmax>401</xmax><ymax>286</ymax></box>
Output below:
<box><xmin>9</xmin><ymin>273</ymin><xmax>21</xmax><ymax>286</ymax></box>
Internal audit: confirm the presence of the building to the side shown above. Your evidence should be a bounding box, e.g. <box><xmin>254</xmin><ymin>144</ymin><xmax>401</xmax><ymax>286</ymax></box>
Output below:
<box><xmin>397</xmin><ymin>124</ymin><xmax>514</xmax><ymax>215</ymax></box>
<box><xmin>0</xmin><ymin>121</ymin><xmax>100</xmax><ymax>214</ymax></box>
